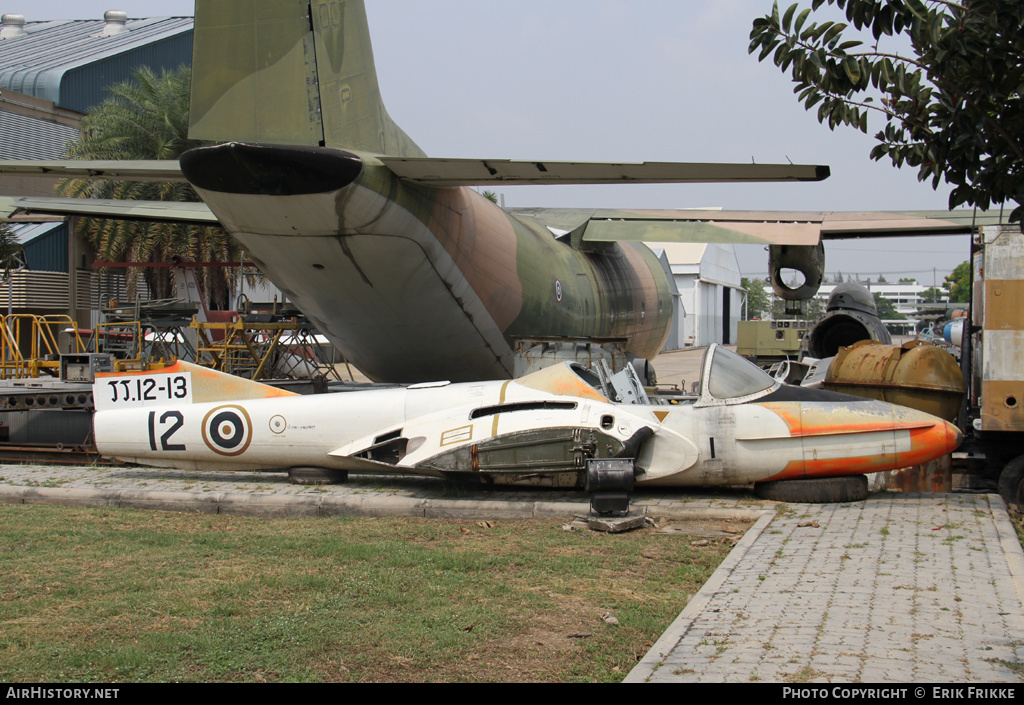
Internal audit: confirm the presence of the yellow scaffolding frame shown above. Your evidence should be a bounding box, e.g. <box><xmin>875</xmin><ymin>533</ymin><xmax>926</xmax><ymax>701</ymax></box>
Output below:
<box><xmin>0</xmin><ymin>313</ymin><xmax>344</xmax><ymax>381</ymax></box>
<box><xmin>191</xmin><ymin>318</ymin><xmax>343</xmax><ymax>381</ymax></box>
<box><xmin>0</xmin><ymin>315</ymin><xmax>86</xmax><ymax>379</ymax></box>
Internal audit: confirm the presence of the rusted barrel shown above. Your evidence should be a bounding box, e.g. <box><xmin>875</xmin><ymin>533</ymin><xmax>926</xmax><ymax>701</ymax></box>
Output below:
<box><xmin>824</xmin><ymin>340</ymin><xmax>964</xmax><ymax>421</ymax></box>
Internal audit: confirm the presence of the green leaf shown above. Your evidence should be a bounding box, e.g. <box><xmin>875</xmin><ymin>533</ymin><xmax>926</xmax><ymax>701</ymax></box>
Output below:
<box><xmin>905</xmin><ymin>0</ymin><xmax>929</xmax><ymax>22</ymax></box>
<box><xmin>928</xmin><ymin>13</ymin><xmax>943</xmax><ymax>45</ymax></box>
<box><xmin>843</xmin><ymin>56</ymin><xmax>862</xmax><ymax>85</ymax></box>
<box><xmin>822</xmin><ymin>22</ymin><xmax>847</xmax><ymax>48</ymax></box>
<box><xmin>782</xmin><ymin>3</ymin><xmax>797</xmax><ymax>32</ymax></box>
<box><xmin>759</xmin><ymin>40</ymin><xmax>779</xmax><ymax>62</ymax></box>
<box><xmin>795</xmin><ymin>8</ymin><xmax>812</xmax><ymax>34</ymax></box>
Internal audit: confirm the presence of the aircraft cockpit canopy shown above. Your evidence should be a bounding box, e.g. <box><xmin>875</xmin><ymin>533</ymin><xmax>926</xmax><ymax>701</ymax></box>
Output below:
<box><xmin>524</xmin><ymin>347</ymin><xmax>779</xmax><ymax>408</ymax></box>
<box><xmin>698</xmin><ymin>344</ymin><xmax>780</xmax><ymax>406</ymax></box>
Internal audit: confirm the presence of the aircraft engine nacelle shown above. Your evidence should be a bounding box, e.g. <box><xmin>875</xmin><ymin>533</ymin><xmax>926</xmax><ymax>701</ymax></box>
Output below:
<box><xmin>768</xmin><ymin>243</ymin><xmax>825</xmax><ymax>301</ymax></box>
<box><xmin>807</xmin><ymin>282</ymin><xmax>891</xmax><ymax>359</ymax></box>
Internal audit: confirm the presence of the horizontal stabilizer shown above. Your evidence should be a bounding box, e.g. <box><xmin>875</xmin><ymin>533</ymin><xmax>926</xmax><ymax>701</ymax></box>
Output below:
<box><xmin>2</xmin><ymin>197</ymin><xmax>219</xmax><ymax>225</ymax></box>
<box><xmin>0</xmin><ymin>159</ymin><xmax>186</xmax><ymax>182</ymax></box>
<box><xmin>511</xmin><ymin>208</ymin><xmax>1010</xmax><ymax>247</ymax></box>
<box><xmin>381</xmin><ymin>157</ymin><xmax>829</xmax><ymax>186</ymax></box>
<box><xmin>814</xmin><ymin>210</ymin><xmax>1007</xmax><ymax>238</ymax></box>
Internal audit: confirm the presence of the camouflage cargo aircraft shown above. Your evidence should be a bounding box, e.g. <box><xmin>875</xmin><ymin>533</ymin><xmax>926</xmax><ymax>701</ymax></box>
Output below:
<box><xmin>0</xmin><ymin>0</ymin><xmax>999</xmax><ymax>383</ymax></box>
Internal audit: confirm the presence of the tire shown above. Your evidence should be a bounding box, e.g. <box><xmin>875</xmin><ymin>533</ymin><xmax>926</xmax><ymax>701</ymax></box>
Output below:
<box><xmin>754</xmin><ymin>475</ymin><xmax>869</xmax><ymax>503</ymax></box>
<box><xmin>997</xmin><ymin>456</ymin><xmax>1024</xmax><ymax>511</ymax></box>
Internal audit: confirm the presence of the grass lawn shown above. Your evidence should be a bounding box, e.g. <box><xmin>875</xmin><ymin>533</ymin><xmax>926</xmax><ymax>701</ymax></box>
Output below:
<box><xmin>0</xmin><ymin>505</ymin><xmax>737</xmax><ymax>683</ymax></box>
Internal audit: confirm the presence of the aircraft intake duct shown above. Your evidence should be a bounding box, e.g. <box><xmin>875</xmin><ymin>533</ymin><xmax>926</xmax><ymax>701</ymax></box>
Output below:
<box><xmin>807</xmin><ymin>282</ymin><xmax>891</xmax><ymax>358</ymax></box>
<box><xmin>768</xmin><ymin>243</ymin><xmax>825</xmax><ymax>301</ymax></box>
<box><xmin>180</xmin><ymin>142</ymin><xmax>364</xmax><ymax>196</ymax></box>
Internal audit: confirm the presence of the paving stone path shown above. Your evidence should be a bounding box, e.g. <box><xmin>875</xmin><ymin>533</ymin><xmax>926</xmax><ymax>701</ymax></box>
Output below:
<box><xmin>628</xmin><ymin>493</ymin><xmax>1024</xmax><ymax>683</ymax></box>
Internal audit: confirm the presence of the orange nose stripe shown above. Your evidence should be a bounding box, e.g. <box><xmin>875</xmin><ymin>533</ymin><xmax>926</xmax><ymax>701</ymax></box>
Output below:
<box><xmin>766</xmin><ymin>419</ymin><xmax>961</xmax><ymax>482</ymax></box>
<box><xmin>899</xmin><ymin>421</ymin><xmax>962</xmax><ymax>468</ymax></box>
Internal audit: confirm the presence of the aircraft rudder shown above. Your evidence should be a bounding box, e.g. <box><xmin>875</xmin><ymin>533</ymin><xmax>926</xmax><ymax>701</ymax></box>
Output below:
<box><xmin>310</xmin><ymin>0</ymin><xmax>425</xmax><ymax>155</ymax></box>
<box><xmin>189</xmin><ymin>0</ymin><xmax>425</xmax><ymax>157</ymax></box>
<box><xmin>189</xmin><ymin>0</ymin><xmax>324</xmax><ymax>146</ymax></box>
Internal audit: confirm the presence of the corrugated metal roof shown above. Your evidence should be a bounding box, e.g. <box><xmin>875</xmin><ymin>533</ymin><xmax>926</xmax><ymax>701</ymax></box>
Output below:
<box><xmin>0</xmin><ymin>16</ymin><xmax>193</xmax><ymax>113</ymax></box>
<box><xmin>9</xmin><ymin>221</ymin><xmax>68</xmax><ymax>273</ymax></box>
<box><xmin>9</xmin><ymin>220</ymin><xmax>63</xmax><ymax>245</ymax></box>
<box><xmin>0</xmin><ymin>110</ymin><xmax>78</xmax><ymax>159</ymax></box>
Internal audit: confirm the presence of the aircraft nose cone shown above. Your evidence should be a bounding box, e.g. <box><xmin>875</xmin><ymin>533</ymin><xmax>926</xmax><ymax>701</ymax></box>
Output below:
<box><xmin>945</xmin><ymin>419</ymin><xmax>964</xmax><ymax>454</ymax></box>
<box><xmin>896</xmin><ymin>410</ymin><xmax>963</xmax><ymax>468</ymax></box>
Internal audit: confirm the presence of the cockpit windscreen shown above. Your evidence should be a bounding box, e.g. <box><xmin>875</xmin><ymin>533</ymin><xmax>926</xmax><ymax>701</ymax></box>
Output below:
<box><xmin>705</xmin><ymin>346</ymin><xmax>778</xmax><ymax>401</ymax></box>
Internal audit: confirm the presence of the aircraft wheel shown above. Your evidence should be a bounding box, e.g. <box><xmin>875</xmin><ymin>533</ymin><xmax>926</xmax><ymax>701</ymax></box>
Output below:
<box><xmin>288</xmin><ymin>467</ymin><xmax>348</xmax><ymax>485</ymax></box>
<box><xmin>754</xmin><ymin>475</ymin><xmax>868</xmax><ymax>504</ymax></box>
<box><xmin>997</xmin><ymin>456</ymin><xmax>1024</xmax><ymax>511</ymax></box>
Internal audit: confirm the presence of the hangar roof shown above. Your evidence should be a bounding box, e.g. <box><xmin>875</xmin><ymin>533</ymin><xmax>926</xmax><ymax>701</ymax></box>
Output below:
<box><xmin>0</xmin><ymin>12</ymin><xmax>193</xmax><ymax>114</ymax></box>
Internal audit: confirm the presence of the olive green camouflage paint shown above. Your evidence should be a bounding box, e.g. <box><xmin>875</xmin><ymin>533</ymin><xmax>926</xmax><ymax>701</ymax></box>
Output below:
<box><xmin>295</xmin><ymin>155</ymin><xmax>673</xmax><ymax>376</ymax></box>
<box><xmin>355</xmin><ymin>156</ymin><xmax>673</xmax><ymax>364</ymax></box>
<box><xmin>190</xmin><ymin>0</ymin><xmax>423</xmax><ymax>157</ymax></box>
<box><xmin>186</xmin><ymin>0</ymin><xmax>673</xmax><ymax>381</ymax></box>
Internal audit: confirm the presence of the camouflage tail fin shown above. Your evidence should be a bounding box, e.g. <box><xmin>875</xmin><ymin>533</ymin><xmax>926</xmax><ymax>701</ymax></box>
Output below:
<box><xmin>189</xmin><ymin>0</ymin><xmax>424</xmax><ymax>157</ymax></box>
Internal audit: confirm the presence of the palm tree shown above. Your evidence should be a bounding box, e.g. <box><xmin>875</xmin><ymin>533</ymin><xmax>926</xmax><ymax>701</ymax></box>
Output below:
<box><xmin>0</xmin><ymin>222</ymin><xmax>24</xmax><ymax>271</ymax></box>
<box><xmin>0</xmin><ymin>222</ymin><xmax>25</xmax><ymax>316</ymax></box>
<box><xmin>60</xmin><ymin>65</ymin><xmax>242</xmax><ymax>308</ymax></box>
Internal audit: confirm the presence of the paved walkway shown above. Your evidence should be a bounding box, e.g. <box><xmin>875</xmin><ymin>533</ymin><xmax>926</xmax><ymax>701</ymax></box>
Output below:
<box><xmin>628</xmin><ymin>493</ymin><xmax>1024</xmax><ymax>683</ymax></box>
<box><xmin>1</xmin><ymin>463</ymin><xmax>1022</xmax><ymax>683</ymax></box>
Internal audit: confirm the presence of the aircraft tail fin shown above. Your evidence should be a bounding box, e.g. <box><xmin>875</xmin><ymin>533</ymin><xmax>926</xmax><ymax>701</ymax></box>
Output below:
<box><xmin>189</xmin><ymin>0</ymin><xmax>424</xmax><ymax>157</ymax></box>
<box><xmin>93</xmin><ymin>360</ymin><xmax>298</xmax><ymax>412</ymax></box>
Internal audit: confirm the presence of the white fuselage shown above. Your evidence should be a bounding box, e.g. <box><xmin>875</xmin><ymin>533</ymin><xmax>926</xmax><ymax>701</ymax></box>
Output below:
<box><xmin>93</xmin><ymin>361</ymin><xmax>960</xmax><ymax>488</ymax></box>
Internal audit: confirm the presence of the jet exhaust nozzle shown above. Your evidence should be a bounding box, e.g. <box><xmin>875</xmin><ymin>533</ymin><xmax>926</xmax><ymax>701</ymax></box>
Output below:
<box><xmin>768</xmin><ymin>243</ymin><xmax>825</xmax><ymax>301</ymax></box>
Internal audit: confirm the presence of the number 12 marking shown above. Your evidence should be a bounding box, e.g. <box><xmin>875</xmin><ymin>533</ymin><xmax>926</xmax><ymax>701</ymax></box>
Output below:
<box><xmin>148</xmin><ymin>411</ymin><xmax>186</xmax><ymax>451</ymax></box>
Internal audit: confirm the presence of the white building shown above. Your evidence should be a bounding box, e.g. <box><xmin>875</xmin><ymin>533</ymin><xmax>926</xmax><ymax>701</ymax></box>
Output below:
<box><xmin>652</xmin><ymin>243</ymin><xmax>743</xmax><ymax>349</ymax></box>
<box><xmin>814</xmin><ymin>281</ymin><xmax>948</xmax><ymax>334</ymax></box>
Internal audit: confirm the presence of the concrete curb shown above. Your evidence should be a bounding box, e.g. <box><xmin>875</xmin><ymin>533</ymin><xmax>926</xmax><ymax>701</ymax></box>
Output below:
<box><xmin>119</xmin><ymin>489</ymin><xmax>224</xmax><ymax>514</ymax></box>
<box><xmin>638</xmin><ymin>505</ymin><xmax>767</xmax><ymax>522</ymax></box>
<box><xmin>0</xmin><ymin>483</ymin><xmax>756</xmax><ymax>522</ymax></box>
<box><xmin>623</xmin><ymin>508</ymin><xmax>777</xmax><ymax>683</ymax></box>
<box><xmin>22</xmin><ymin>487</ymin><xmax>119</xmax><ymax>508</ymax></box>
<box><xmin>988</xmin><ymin>494</ymin><xmax>1024</xmax><ymax>608</ymax></box>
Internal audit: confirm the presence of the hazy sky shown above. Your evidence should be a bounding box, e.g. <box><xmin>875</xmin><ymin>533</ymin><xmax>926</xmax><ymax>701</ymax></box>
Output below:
<box><xmin>11</xmin><ymin>0</ymin><xmax>990</xmax><ymax>284</ymax></box>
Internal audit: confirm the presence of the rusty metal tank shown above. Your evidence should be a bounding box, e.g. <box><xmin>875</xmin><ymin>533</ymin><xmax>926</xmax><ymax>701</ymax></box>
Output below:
<box><xmin>824</xmin><ymin>340</ymin><xmax>965</xmax><ymax>421</ymax></box>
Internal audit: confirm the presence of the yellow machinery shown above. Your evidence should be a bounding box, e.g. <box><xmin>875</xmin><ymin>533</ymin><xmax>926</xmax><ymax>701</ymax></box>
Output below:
<box><xmin>191</xmin><ymin>317</ymin><xmax>346</xmax><ymax>381</ymax></box>
<box><xmin>736</xmin><ymin>319</ymin><xmax>810</xmax><ymax>364</ymax></box>
<box><xmin>0</xmin><ymin>314</ymin><xmax>86</xmax><ymax>379</ymax></box>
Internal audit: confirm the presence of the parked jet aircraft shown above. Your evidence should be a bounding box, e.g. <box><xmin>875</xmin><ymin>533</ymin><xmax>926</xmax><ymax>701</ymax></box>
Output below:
<box><xmin>0</xmin><ymin>0</ymin><xmax>1003</xmax><ymax>384</ymax></box>
<box><xmin>92</xmin><ymin>345</ymin><xmax>961</xmax><ymax>495</ymax></box>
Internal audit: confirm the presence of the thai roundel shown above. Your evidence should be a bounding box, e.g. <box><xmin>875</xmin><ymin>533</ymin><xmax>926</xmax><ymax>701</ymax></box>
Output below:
<box><xmin>202</xmin><ymin>405</ymin><xmax>253</xmax><ymax>456</ymax></box>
